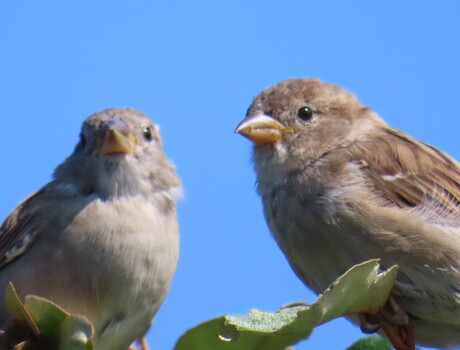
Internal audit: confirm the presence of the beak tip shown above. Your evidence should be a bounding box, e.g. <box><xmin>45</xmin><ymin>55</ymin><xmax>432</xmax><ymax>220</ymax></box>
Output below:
<box><xmin>235</xmin><ymin>114</ymin><xmax>287</xmax><ymax>145</ymax></box>
<box><xmin>100</xmin><ymin>128</ymin><xmax>135</xmax><ymax>155</ymax></box>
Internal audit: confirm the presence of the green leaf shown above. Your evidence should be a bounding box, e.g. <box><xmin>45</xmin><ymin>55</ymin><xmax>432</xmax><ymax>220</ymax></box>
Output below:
<box><xmin>4</xmin><ymin>282</ymin><xmax>40</xmax><ymax>336</ymax></box>
<box><xmin>174</xmin><ymin>259</ymin><xmax>397</xmax><ymax>350</ymax></box>
<box><xmin>298</xmin><ymin>259</ymin><xmax>398</xmax><ymax>327</ymax></box>
<box><xmin>3</xmin><ymin>283</ymin><xmax>95</xmax><ymax>350</ymax></box>
<box><xmin>23</xmin><ymin>295</ymin><xmax>69</xmax><ymax>347</ymax></box>
<box><xmin>59</xmin><ymin>315</ymin><xmax>94</xmax><ymax>350</ymax></box>
<box><xmin>346</xmin><ymin>335</ymin><xmax>392</xmax><ymax>350</ymax></box>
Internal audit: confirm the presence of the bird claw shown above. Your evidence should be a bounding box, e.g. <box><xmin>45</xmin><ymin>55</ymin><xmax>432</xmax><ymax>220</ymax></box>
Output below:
<box><xmin>359</xmin><ymin>313</ymin><xmax>381</xmax><ymax>334</ymax></box>
<box><xmin>359</xmin><ymin>298</ymin><xmax>415</xmax><ymax>350</ymax></box>
<box><xmin>381</xmin><ymin>297</ymin><xmax>410</xmax><ymax>326</ymax></box>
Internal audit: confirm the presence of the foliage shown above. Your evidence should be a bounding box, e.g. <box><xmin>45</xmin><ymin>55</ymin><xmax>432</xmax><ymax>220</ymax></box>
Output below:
<box><xmin>2</xmin><ymin>282</ymin><xmax>93</xmax><ymax>350</ymax></box>
<box><xmin>1</xmin><ymin>259</ymin><xmax>396</xmax><ymax>350</ymax></box>
<box><xmin>175</xmin><ymin>259</ymin><xmax>397</xmax><ymax>350</ymax></box>
<box><xmin>346</xmin><ymin>335</ymin><xmax>392</xmax><ymax>350</ymax></box>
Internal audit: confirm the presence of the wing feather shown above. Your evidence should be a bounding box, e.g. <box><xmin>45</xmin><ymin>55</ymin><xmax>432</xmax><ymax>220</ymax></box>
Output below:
<box><xmin>0</xmin><ymin>189</ymin><xmax>45</xmax><ymax>268</ymax></box>
<box><xmin>347</xmin><ymin>127</ymin><xmax>460</xmax><ymax>222</ymax></box>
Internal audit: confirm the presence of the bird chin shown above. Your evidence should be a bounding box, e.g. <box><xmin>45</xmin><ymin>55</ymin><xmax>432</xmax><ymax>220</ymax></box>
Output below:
<box><xmin>100</xmin><ymin>154</ymin><xmax>132</xmax><ymax>174</ymax></box>
<box><xmin>103</xmin><ymin>152</ymin><xmax>130</xmax><ymax>157</ymax></box>
<box><xmin>101</xmin><ymin>153</ymin><xmax>131</xmax><ymax>165</ymax></box>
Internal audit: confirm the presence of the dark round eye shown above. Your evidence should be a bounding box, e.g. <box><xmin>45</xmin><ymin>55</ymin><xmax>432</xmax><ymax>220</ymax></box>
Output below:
<box><xmin>298</xmin><ymin>106</ymin><xmax>314</xmax><ymax>121</ymax></box>
<box><xmin>143</xmin><ymin>127</ymin><xmax>153</xmax><ymax>141</ymax></box>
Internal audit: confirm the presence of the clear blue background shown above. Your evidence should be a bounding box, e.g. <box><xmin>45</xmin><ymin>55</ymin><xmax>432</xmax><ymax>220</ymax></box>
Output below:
<box><xmin>1</xmin><ymin>1</ymin><xmax>459</xmax><ymax>349</ymax></box>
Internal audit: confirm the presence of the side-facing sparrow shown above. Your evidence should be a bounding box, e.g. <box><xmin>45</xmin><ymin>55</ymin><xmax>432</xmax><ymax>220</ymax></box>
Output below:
<box><xmin>236</xmin><ymin>78</ymin><xmax>460</xmax><ymax>350</ymax></box>
<box><xmin>0</xmin><ymin>108</ymin><xmax>181</xmax><ymax>350</ymax></box>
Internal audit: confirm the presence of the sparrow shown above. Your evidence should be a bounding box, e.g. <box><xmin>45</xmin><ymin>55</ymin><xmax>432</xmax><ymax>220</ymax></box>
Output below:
<box><xmin>236</xmin><ymin>78</ymin><xmax>460</xmax><ymax>350</ymax></box>
<box><xmin>0</xmin><ymin>108</ymin><xmax>181</xmax><ymax>350</ymax></box>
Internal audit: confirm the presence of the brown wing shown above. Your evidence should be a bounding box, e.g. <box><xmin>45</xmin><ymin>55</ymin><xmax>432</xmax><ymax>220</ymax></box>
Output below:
<box><xmin>346</xmin><ymin>127</ymin><xmax>460</xmax><ymax>219</ymax></box>
<box><xmin>0</xmin><ymin>189</ymin><xmax>45</xmax><ymax>269</ymax></box>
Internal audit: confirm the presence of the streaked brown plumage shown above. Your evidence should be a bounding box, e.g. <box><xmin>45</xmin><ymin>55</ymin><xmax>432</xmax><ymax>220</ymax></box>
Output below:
<box><xmin>237</xmin><ymin>78</ymin><xmax>460</xmax><ymax>349</ymax></box>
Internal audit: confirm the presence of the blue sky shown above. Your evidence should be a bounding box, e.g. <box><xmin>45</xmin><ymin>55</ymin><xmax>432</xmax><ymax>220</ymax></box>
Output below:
<box><xmin>1</xmin><ymin>1</ymin><xmax>459</xmax><ymax>349</ymax></box>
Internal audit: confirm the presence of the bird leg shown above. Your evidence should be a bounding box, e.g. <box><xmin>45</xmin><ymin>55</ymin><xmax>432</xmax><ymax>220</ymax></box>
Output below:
<box><xmin>358</xmin><ymin>297</ymin><xmax>414</xmax><ymax>350</ymax></box>
<box><xmin>381</xmin><ymin>297</ymin><xmax>409</xmax><ymax>326</ymax></box>
<box><xmin>136</xmin><ymin>337</ymin><xmax>149</xmax><ymax>350</ymax></box>
<box><xmin>128</xmin><ymin>338</ymin><xmax>149</xmax><ymax>350</ymax></box>
<box><xmin>380</xmin><ymin>316</ymin><xmax>414</xmax><ymax>350</ymax></box>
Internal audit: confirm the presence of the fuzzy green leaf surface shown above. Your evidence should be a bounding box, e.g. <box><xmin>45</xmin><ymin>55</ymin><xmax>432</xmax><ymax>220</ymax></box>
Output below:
<box><xmin>174</xmin><ymin>260</ymin><xmax>397</xmax><ymax>350</ymax></box>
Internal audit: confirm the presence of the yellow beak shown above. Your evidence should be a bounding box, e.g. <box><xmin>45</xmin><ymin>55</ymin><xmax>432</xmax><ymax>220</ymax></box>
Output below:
<box><xmin>235</xmin><ymin>114</ymin><xmax>292</xmax><ymax>145</ymax></box>
<box><xmin>100</xmin><ymin>128</ymin><xmax>136</xmax><ymax>155</ymax></box>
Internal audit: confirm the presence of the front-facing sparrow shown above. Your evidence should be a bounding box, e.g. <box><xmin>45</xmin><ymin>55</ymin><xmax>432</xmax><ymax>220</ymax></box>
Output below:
<box><xmin>0</xmin><ymin>108</ymin><xmax>181</xmax><ymax>350</ymax></box>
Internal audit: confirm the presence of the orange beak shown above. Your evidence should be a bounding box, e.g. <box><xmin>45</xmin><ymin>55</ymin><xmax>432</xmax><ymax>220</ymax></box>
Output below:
<box><xmin>99</xmin><ymin>128</ymin><xmax>136</xmax><ymax>155</ymax></box>
<box><xmin>235</xmin><ymin>114</ymin><xmax>293</xmax><ymax>145</ymax></box>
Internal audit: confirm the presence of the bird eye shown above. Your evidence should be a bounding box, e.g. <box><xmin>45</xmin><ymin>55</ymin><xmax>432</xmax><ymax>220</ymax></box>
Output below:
<box><xmin>298</xmin><ymin>106</ymin><xmax>314</xmax><ymax>121</ymax></box>
<box><xmin>143</xmin><ymin>127</ymin><xmax>153</xmax><ymax>141</ymax></box>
